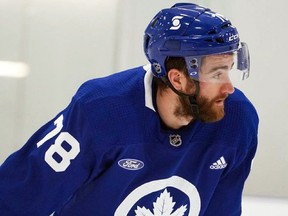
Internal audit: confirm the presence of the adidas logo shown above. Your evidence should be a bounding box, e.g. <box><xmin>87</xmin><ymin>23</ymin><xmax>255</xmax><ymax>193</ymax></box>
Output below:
<box><xmin>210</xmin><ymin>156</ymin><xmax>227</xmax><ymax>170</ymax></box>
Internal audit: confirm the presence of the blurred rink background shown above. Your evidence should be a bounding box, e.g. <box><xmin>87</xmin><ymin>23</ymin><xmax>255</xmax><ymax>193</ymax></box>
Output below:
<box><xmin>0</xmin><ymin>0</ymin><xmax>287</xmax><ymax>214</ymax></box>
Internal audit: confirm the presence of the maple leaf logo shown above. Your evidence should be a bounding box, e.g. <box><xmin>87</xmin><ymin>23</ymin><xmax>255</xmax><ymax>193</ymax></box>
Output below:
<box><xmin>134</xmin><ymin>189</ymin><xmax>187</xmax><ymax>216</ymax></box>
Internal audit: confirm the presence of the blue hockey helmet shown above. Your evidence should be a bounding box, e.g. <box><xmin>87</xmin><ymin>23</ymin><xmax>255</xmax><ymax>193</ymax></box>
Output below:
<box><xmin>144</xmin><ymin>3</ymin><xmax>250</xmax><ymax>81</ymax></box>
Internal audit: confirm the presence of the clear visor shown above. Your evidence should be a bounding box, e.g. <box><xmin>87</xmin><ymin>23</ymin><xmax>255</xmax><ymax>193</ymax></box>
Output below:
<box><xmin>186</xmin><ymin>42</ymin><xmax>250</xmax><ymax>85</ymax></box>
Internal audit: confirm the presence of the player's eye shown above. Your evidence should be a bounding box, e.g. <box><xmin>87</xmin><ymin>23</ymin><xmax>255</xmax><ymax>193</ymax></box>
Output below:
<box><xmin>212</xmin><ymin>72</ymin><xmax>222</xmax><ymax>79</ymax></box>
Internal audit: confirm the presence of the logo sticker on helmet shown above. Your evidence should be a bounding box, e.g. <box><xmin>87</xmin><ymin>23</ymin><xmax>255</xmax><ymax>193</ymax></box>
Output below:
<box><xmin>228</xmin><ymin>34</ymin><xmax>239</xmax><ymax>42</ymax></box>
<box><xmin>170</xmin><ymin>16</ymin><xmax>183</xmax><ymax>30</ymax></box>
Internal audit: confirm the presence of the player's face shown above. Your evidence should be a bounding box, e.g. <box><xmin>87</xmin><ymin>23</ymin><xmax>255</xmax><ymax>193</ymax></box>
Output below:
<box><xmin>175</xmin><ymin>54</ymin><xmax>235</xmax><ymax>122</ymax></box>
<box><xmin>198</xmin><ymin>54</ymin><xmax>235</xmax><ymax>122</ymax></box>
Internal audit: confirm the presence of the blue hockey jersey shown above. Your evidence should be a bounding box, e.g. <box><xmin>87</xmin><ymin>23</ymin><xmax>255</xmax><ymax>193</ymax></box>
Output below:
<box><xmin>0</xmin><ymin>65</ymin><xmax>258</xmax><ymax>216</ymax></box>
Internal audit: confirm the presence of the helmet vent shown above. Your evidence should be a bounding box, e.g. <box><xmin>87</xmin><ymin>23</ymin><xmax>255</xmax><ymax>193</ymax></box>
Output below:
<box><xmin>164</xmin><ymin>40</ymin><xmax>181</xmax><ymax>50</ymax></box>
<box><xmin>208</xmin><ymin>30</ymin><xmax>217</xmax><ymax>35</ymax></box>
<box><xmin>216</xmin><ymin>38</ymin><xmax>225</xmax><ymax>43</ymax></box>
<box><xmin>221</xmin><ymin>23</ymin><xmax>231</xmax><ymax>29</ymax></box>
<box><xmin>151</xmin><ymin>18</ymin><xmax>159</xmax><ymax>28</ymax></box>
<box><xmin>144</xmin><ymin>35</ymin><xmax>150</xmax><ymax>51</ymax></box>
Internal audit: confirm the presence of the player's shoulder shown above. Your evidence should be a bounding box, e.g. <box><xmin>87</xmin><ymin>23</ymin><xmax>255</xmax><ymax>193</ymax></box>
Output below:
<box><xmin>226</xmin><ymin>88</ymin><xmax>258</xmax><ymax>123</ymax></box>
<box><xmin>221</xmin><ymin>88</ymin><xmax>259</xmax><ymax>147</ymax></box>
<box><xmin>201</xmin><ymin>88</ymin><xmax>259</xmax><ymax>155</ymax></box>
<box><xmin>73</xmin><ymin>66</ymin><xmax>147</xmax><ymax>103</ymax></box>
<box><xmin>227</xmin><ymin>88</ymin><xmax>252</xmax><ymax>103</ymax></box>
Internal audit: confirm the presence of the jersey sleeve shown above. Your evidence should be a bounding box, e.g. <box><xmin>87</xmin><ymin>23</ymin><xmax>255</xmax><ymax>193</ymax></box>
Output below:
<box><xmin>0</xmin><ymin>92</ymin><xmax>97</xmax><ymax>215</ymax></box>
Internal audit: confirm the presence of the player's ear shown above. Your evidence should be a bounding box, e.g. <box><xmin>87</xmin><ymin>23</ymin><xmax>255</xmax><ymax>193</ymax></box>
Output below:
<box><xmin>167</xmin><ymin>69</ymin><xmax>185</xmax><ymax>91</ymax></box>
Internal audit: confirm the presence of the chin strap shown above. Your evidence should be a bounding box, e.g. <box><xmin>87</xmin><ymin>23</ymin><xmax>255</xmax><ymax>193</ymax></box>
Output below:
<box><xmin>188</xmin><ymin>94</ymin><xmax>200</xmax><ymax>118</ymax></box>
<box><xmin>161</xmin><ymin>76</ymin><xmax>200</xmax><ymax>120</ymax></box>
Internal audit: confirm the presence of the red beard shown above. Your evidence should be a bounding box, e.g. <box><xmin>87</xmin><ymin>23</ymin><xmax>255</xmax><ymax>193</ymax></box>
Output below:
<box><xmin>175</xmin><ymin>94</ymin><xmax>228</xmax><ymax>123</ymax></box>
<box><xmin>197</xmin><ymin>94</ymin><xmax>228</xmax><ymax>122</ymax></box>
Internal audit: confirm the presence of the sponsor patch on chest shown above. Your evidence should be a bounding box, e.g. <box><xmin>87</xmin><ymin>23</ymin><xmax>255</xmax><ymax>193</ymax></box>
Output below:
<box><xmin>118</xmin><ymin>158</ymin><xmax>145</xmax><ymax>170</ymax></box>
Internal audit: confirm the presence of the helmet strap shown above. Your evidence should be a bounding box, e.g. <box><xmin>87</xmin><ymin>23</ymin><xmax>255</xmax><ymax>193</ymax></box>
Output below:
<box><xmin>161</xmin><ymin>76</ymin><xmax>200</xmax><ymax>120</ymax></box>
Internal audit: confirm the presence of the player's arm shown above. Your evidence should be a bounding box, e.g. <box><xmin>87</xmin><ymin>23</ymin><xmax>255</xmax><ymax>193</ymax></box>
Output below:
<box><xmin>0</xmin><ymin>95</ymin><xmax>96</xmax><ymax>215</ymax></box>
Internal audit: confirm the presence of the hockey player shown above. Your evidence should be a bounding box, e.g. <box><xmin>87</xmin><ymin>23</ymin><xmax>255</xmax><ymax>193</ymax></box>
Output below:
<box><xmin>0</xmin><ymin>3</ymin><xmax>258</xmax><ymax>216</ymax></box>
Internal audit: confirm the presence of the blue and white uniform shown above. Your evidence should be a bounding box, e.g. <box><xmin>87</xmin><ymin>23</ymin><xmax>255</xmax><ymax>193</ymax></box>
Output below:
<box><xmin>0</xmin><ymin>65</ymin><xmax>258</xmax><ymax>216</ymax></box>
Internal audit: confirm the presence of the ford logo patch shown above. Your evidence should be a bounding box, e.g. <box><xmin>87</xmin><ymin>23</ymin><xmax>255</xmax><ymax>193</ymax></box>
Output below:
<box><xmin>118</xmin><ymin>158</ymin><xmax>144</xmax><ymax>170</ymax></box>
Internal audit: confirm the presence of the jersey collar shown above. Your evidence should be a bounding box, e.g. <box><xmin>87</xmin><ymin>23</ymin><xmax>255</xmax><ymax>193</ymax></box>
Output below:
<box><xmin>143</xmin><ymin>64</ymin><xmax>156</xmax><ymax>112</ymax></box>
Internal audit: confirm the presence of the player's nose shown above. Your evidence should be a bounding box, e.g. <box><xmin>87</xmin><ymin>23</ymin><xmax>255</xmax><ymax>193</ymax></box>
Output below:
<box><xmin>222</xmin><ymin>80</ymin><xmax>235</xmax><ymax>95</ymax></box>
